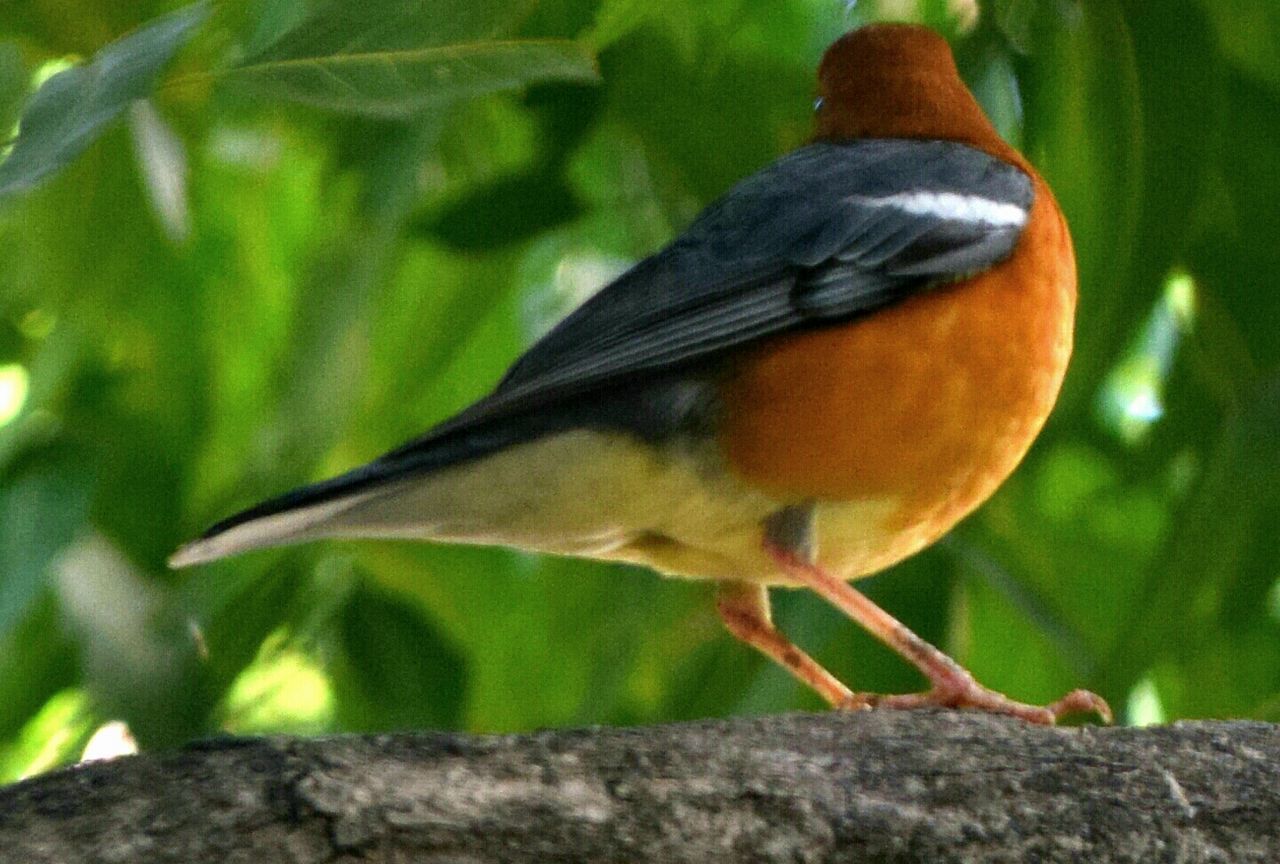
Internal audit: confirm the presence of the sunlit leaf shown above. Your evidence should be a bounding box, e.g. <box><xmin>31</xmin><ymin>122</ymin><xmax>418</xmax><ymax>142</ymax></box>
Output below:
<box><xmin>0</xmin><ymin>689</ymin><xmax>94</xmax><ymax>783</ymax></box>
<box><xmin>0</xmin><ymin>2</ymin><xmax>209</xmax><ymax>199</ymax></box>
<box><xmin>220</xmin><ymin>633</ymin><xmax>335</xmax><ymax>735</ymax></box>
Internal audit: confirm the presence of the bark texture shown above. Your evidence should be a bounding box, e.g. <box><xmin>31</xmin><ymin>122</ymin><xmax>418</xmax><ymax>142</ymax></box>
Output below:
<box><xmin>1</xmin><ymin>711</ymin><xmax>1277</xmax><ymax>863</ymax></box>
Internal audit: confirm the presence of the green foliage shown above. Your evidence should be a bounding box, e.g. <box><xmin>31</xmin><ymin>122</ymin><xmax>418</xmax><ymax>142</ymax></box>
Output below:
<box><xmin>0</xmin><ymin>0</ymin><xmax>1276</xmax><ymax>780</ymax></box>
<box><xmin>0</xmin><ymin>3</ymin><xmax>209</xmax><ymax>197</ymax></box>
<box><xmin>217</xmin><ymin>0</ymin><xmax>599</xmax><ymax>117</ymax></box>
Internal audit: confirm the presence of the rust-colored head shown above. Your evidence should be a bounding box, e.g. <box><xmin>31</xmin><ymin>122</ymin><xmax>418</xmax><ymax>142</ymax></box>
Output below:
<box><xmin>816</xmin><ymin>24</ymin><xmax>1017</xmax><ymax>164</ymax></box>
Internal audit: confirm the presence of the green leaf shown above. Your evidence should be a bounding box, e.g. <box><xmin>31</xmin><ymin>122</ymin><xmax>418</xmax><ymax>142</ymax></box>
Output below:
<box><xmin>991</xmin><ymin>0</ymin><xmax>1058</xmax><ymax>55</ymax></box>
<box><xmin>0</xmin><ymin>456</ymin><xmax>90</xmax><ymax>640</ymax></box>
<box><xmin>1194</xmin><ymin>72</ymin><xmax>1280</xmax><ymax>368</ymax></box>
<box><xmin>1103</xmin><ymin>373</ymin><xmax>1280</xmax><ymax>701</ymax></box>
<box><xmin>1019</xmin><ymin>3</ymin><xmax>1145</xmax><ymax>414</ymax></box>
<box><xmin>0</xmin><ymin>594</ymin><xmax>77</xmax><ymax>744</ymax></box>
<box><xmin>419</xmin><ymin>169</ymin><xmax>584</xmax><ymax>250</ymax></box>
<box><xmin>329</xmin><ymin>580</ymin><xmax>466</xmax><ymax>731</ymax></box>
<box><xmin>0</xmin><ymin>689</ymin><xmax>94</xmax><ymax>784</ymax></box>
<box><xmin>220</xmin><ymin>39</ymin><xmax>599</xmax><ymax>117</ymax></box>
<box><xmin>250</xmin><ymin>0</ymin><xmax>540</xmax><ymax>57</ymax></box>
<box><xmin>603</xmin><ymin>28</ymin><xmax>812</xmax><ymax>202</ymax></box>
<box><xmin>1202</xmin><ymin>0</ymin><xmax>1280</xmax><ymax>94</ymax></box>
<box><xmin>0</xmin><ymin>43</ymin><xmax>25</xmax><ymax>138</ymax></box>
<box><xmin>584</xmin><ymin>0</ymin><xmax>688</xmax><ymax>51</ymax></box>
<box><xmin>0</xmin><ymin>2</ymin><xmax>209</xmax><ymax>199</ymax></box>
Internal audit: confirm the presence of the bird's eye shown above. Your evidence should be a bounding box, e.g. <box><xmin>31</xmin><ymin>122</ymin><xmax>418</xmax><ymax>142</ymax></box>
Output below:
<box><xmin>813</xmin><ymin>97</ymin><xmax>824</xmax><ymax>113</ymax></box>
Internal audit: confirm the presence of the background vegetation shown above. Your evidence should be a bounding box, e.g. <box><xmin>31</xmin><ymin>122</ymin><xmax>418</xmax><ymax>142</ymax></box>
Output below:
<box><xmin>0</xmin><ymin>0</ymin><xmax>1276</xmax><ymax>779</ymax></box>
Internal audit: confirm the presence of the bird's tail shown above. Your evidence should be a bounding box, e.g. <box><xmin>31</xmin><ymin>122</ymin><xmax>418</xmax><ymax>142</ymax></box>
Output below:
<box><xmin>167</xmin><ymin>463</ymin><xmax>403</xmax><ymax>568</ymax></box>
<box><xmin>168</xmin><ymin>419</ymin><xmax>535</xmax><ymax>568</ymax></box>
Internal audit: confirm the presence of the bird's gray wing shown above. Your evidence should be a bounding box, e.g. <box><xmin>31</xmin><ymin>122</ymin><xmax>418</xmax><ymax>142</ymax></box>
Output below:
<box><xmin>417</xmin><ymin>137</ymin><xmax>1034</xmax><ymax>442</ymax></box>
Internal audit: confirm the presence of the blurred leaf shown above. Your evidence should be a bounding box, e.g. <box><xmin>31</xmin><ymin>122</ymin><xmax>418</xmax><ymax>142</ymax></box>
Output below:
<box><xmin>524</xmin><ymin>81</ymin><xmax>604</xmax><ymax>168</ymax></box>
<box><xmin>235</xmin><ymin>0</ymin><xmax>312</xmax><ymax>58</ymax></box>
<box><xmin>266</xmin><ymin>116</ymin><xmax>443</xmax><ymax>482</ymax></box>
<box><xmin>991</xmin><ymin>0</ymin><xmax>1070</xmax><ymax>55</ymax></box>
<box><xmin>0</xmin><ymin>456</ymin><xmax>90</xmax><ymax>639</ymax></box>
<box><xmin>128</xmin><ymin>99</ymin><xmax>190</xmax><ymax>243</ymax></box>
<box><xmin>1105</xmin><ymin>0</ymin><xmax>1220</xmax><ymax>397</ymax></box>
<box><xmin>0</xmin><ymin>594</ymin><xmax>77</xmax><ymax>743</ymax></box>
<box><xmin>0</xmin><ymin>43</ymin><xmax>25</xmax><ymax>137</ymax></box>
<box><xmin>329</xmin><ymin>580</ymin><xmax>465</xmax><ymax>731</ymax></box>
<box><xmin>28</xmin><ymin>129</ymin><xmax>211</xmax><ymax>568</ymax></box>
<box><xmin>602</xmin><ymin>27</ymin><xmax>811</xmax><ymax>203</ymax></box>
<box><xmin>219</xmin><ymin>633</ymin><xmax>335</xmax><ymax>735</ymax></box>
<box><xmin>517</xmin><ymin>0</ymin><xmax>601</xmax><ymax>43</ymax></box>
<box><xmin>251</xmin><ymin>0</ymin><xmax>541</xmax><ymax>55</ymax></box>
<box><xmin>1202</xmin><ymin>0</ymin><xmax>1280</xmax><ymax>94</ymax></box>
<box><xmin>954</xmin><ymin>435</ymin><xmax>1176</xmax><ymax>712</ymax></box>
<box><xmin>420</xmin><ymin>170</ymin><xmax>584</xmax><ymax>250</ymax></box>
<box><xmin>585</xmin><ymin>0</ymin><xmax>686</xmax><ymax>51</ymax></box>
<box><xmin>958</xmin><ymin>42</ymin><xmax>1024</xmax><ymax>151</ymax></box>
<box><xmin>221</xmin><ymin>39</ymin><xmax>598</xmax><ymax>117</ymax></box>
<box><xmin>0</xmin><ymin>2</ymin><xmax>209</xmax><ymax>199</ymax></box>
<box><xmin>180</xmin><ymin>559</ymin><xmax>310</xmax><ymax>712</ymax></box>
<box><xmin>1103</xmin><ymin>373</ymin><xmax>1280</xmax><ymax>703</ymax></box>
<box><xmin>944</xmin><ymin>531</ymin><xmax>1092</xmax><ymax>677</ymax></box>
<box><xmin>55</xmin><ymin>534</ymin><xmax>205</xmax><ymax>746</ymax></box>
<box><xmin>0</xmin><ymin>689</ymin><xmax>94</xmax><ymax>783</ymax></box>
<box><xmin>1192</xmin><ymin>71</ymin><xmax>1280</xmax><ymax>369</ymax></box>
<box><xmin>1019</xmin><ymin>3</ymin><xmax>1145</xmax><ymax>413</ymax></box>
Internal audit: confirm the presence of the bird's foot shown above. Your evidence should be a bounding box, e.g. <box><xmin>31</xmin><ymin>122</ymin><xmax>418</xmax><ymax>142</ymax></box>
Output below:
<box><xmin>761</xmin><ymin>542</ymin><xmax>1112</xmax><ymax>726</ymax></box>
<box><xmin>837</xmin><ymin>679</ymin><xmax>1112</xmax><ymax>726</ymax></box>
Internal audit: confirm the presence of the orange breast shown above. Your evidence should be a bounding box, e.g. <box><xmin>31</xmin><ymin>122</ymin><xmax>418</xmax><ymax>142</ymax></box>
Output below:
<box><xmin>719</xmin><ymin>176</ymin><xmax>1075</xmax><ymax>538</ymax></box>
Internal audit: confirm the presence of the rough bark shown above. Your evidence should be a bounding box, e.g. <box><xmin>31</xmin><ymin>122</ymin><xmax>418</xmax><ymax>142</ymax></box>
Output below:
<box><xmin>0</xmin><ymin>711</ymin><xmax>1276</xmax><ymax>863</ymax></box>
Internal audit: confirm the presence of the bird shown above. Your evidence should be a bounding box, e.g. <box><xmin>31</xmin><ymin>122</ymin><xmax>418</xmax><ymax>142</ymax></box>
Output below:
<box><xmin>171</xmin><ymin>23</ymin><xmax>1111</xmax><ymax>725</ymax></box>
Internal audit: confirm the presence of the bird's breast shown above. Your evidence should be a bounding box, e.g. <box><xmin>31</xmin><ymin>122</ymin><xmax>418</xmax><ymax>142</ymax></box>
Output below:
<box><xmin>719</xmin><ymin>176</ymin><xmax>1075</xmax><ymax>576</ymax></box>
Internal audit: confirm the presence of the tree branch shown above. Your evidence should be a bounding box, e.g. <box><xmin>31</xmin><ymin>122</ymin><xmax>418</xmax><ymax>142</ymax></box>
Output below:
<box><xmin>2</xmin><ymin>711</ymin><xmax>1277</xmax><ymax>863</ymax></box>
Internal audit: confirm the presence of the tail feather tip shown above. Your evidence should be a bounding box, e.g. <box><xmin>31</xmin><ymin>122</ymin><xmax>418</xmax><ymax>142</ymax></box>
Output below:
<box><xmin>168</xmin><ymin>540</ymin><xmax>213</xmax><ymax>569</ymax></box>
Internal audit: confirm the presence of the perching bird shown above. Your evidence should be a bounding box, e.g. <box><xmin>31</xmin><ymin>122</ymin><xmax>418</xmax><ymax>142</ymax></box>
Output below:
<box><xmin>172</xmin><ymin>24</ymin><xmax>1110</xmax><ymax>725</ymax></box>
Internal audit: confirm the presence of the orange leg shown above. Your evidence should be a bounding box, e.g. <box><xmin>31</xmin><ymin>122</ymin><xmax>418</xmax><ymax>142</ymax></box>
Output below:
<box><xmin>716</xmin><ymin>581</ymin><xmax>853</xmax><ymax>707</ymax></box>
<box><xmin>762</xmin><ymin>543</ymin><xmax>1112</xmax><ymax>725</ymax></box>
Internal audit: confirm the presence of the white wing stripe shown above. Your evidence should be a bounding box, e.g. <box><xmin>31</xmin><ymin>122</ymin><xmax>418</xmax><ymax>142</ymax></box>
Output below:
<box><xmin>853</xmin><ymin>191</ymin><xmax>1028</xmax><ymax>227</ymax></box>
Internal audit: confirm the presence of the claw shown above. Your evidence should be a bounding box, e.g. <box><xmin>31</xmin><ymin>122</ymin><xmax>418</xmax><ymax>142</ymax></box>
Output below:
<box><xmin>835</xmin><ymin>682</ymin><xmax>1111</xmax><ymax>725</ymax></box>
<box><xmin>1046</xmin><ymin>688</ymin><xmax>1113</xmax><ymax>724</ymax></box>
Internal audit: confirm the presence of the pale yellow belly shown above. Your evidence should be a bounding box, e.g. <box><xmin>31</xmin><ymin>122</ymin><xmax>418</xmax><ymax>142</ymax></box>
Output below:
<box><xmin>324</xmin><ymin>428</ymin><xmax>907</xmax><ymax>585</ymax></box>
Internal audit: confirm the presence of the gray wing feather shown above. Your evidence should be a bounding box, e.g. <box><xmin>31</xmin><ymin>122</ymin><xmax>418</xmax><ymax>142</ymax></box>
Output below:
<box><xmin>421</xmin><ymin>138</ymin><xmax>1033</xmax><ymax>440</ymax></box>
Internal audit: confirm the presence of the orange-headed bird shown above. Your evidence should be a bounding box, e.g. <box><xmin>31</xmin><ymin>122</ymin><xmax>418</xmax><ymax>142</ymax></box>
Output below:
<box><xmin>172</xmin><ymin>24</ymin><xmax>1110</xmax><ymax>724</ymax></box>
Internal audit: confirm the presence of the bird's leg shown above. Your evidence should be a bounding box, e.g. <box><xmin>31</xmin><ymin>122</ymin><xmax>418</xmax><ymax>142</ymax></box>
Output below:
<box><xmin>763</xmin><ymin>541</ymin><xmax>1112</xmax><ymax>725</ymax></box>
<box><xmin>715</xmin><ymin>580</ymin><xmax>854</xmax><ymax>707</ymax></box>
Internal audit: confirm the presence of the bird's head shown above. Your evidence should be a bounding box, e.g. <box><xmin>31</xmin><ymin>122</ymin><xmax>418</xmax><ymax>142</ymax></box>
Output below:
<box><xmin>816</xmin><ymin>23</ymin><xmax>1017</xmax><ymax>164</ymax></box>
